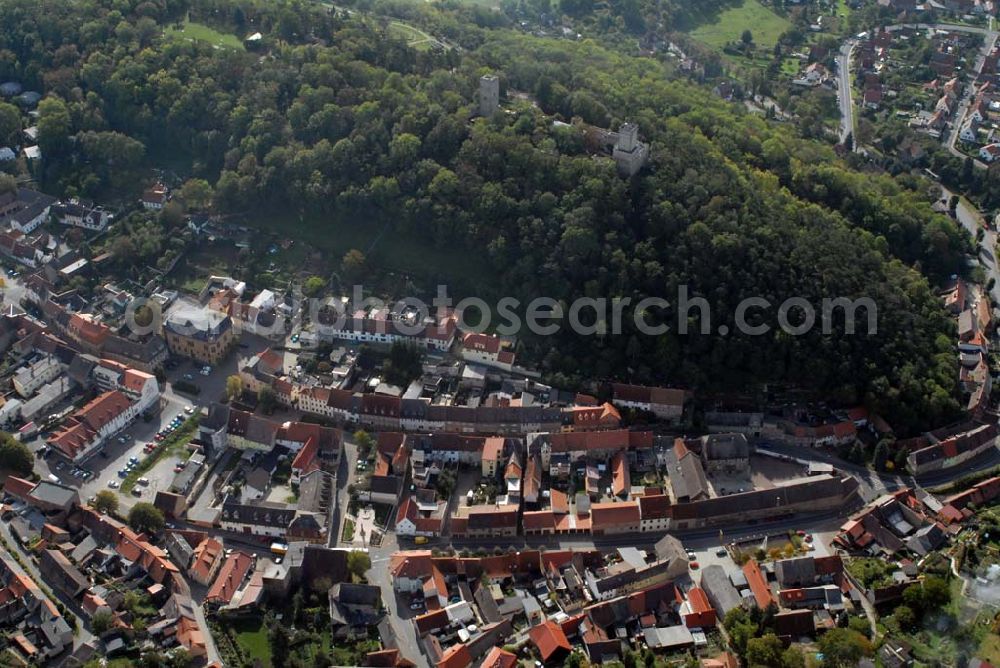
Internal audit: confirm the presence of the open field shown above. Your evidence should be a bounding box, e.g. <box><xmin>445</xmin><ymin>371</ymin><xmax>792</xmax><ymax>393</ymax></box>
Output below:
<box><xmin>164</xmin><ymin>20</ymin><xmax>245</xmax><ymax>50</ymax></box>
<box><xmin>689</xmin><ymin>0</ymin><xmax>792</xmax><ymax>49</ymax></box>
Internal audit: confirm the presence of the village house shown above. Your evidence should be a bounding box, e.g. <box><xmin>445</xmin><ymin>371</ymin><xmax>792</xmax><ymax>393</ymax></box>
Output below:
<box><xmin>51</xmin><ymin>199</ymin><xmax>110</xmax><ymax>231</ymax></box>
<box><xmin>460</xmin><ymin>332</ymin><xmax>516</xmax><ymax>370</ymax></box>
<box><xmin>91</xmin><ymin>357</ymin><xmax>160</xmax><ymax>414</ymax></box>
<box><xmin>609</xmin><ymin>383</ymin><xmax>687</xmax><ymax>422</ymax></box>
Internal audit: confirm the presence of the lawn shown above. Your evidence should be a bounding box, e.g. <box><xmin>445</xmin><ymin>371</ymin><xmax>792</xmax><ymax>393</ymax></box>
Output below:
<box><xmin>231</xmin><ymin>618</ymin><xmax>272</xmax><ymax>666</ymax></box>
<box><xmin>165</xmin><ymin>20</ymin><xmax>245</xmax><ymax>51</ymax></box>
<box><xmin>689</xmin><ymin>0</ymin><xmax>792</xmax><ymax>49</ymax></box>
<box><xmin>980</xmin><ymin>629</ymin><xmax>1000</xmax><ymax>665</ymax></box>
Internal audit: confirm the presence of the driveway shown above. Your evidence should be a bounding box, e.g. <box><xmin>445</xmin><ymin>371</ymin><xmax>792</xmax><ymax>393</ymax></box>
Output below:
<box><xmin>329</xmin><ymin>433</ymin><xmax>357</xmax><ymax>547</ymax></box>
<box><xmin>367</xmin><ymin>544</ymin><xmax>428</xmax><ymax>668</ymax></box>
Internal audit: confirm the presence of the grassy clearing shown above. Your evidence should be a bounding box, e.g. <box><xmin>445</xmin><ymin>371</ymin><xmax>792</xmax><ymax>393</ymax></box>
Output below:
<box><xmin>165</xmin><ymin>20</ymin><xmax>245</xmax><ymax>51</ymax></box>
<box><xmin>388</xmin><ymin>20</ymin><xmax>443</xmax><ymax>51</ymax></box>
<box><xmin>689</xmin><ymin>0</ymin><xmax>792</xmax><ymax>50</ymax></box>
<box><xmin>231</xmin><ymin>618</ymin><xmax>272</xmax><ymax>666</ymax></box>
<box><xmin>120</xmin><ymin>416</ymin><xmax>199</xmax><ymax>494</ymax></box>
<box><xmin>245</xmin><ymin>212</ymin><xmax>497</xmax><ymax>293</ymax></box>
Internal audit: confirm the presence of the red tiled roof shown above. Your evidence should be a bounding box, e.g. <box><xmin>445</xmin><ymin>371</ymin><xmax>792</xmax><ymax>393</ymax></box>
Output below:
<box><xmin>361</xmin><ymin>393</ymin><xmax>401</xmax><ymax>417</ymax></box>
<box><xmin>638</xmin><ymin>494</ymin><xmax>671</xmax><ymax>520</ymax></box>
<box><xmin>523</xmin><ymin>510</ymin><xmax>556</xmax><ymax>532</ymax></box>
<box><xmin>548</xmin><ymin>429</ymin><xmax>652</xmax><ymax>453</ymax></box>
<box><xmin>190</xmin><ymin>538</ymin><xmax>223</xmax><ymax>584</ymax></box>
<box><xmin>688</xmin><ymin>587</ymin><xmax>713</xmax><ymax>614</ymax></box>
<box><xmin>414</xmin><ymin>608</ymin><xmax>448</xmax><ymax>634</ymax></box>
<box><xmin>48</xmin><ymin>390</ymin><xmax>132</xmax><ymax>459</ymax></box>
<box><xmin>68</xmin><ymin>313</ymin><xmax>110</xmax><ymax>347</ymax></box>
<box><xmin>611</xmin><ymin>450</ymin><xmax>629</xmax><ymax>496</ymax></box>
<box><xmin>550</xmin><ymin>489</ymin><xmax>568</xmax><ymax>514</ymax></box>
<box><xmin>743</xmin><ymin>559</ymin><xmax>776</xmax><ymax>609</ymax></box>
<box><xmin>480</xmin><ymin>646</ymin><xmax>517</xmax><ymax>668</ymax></box>
<box><xmin>436</xmin><ymin>643</ymin><xmax>471</xmax><ymax>668</ymax></box>
<box><xmin>590</xmin><ymin>501</ymin><xmax>640</xmax><ymax>529</ymax></box>
<box><xmin>462</xmin><ymin>332</ymin><xmax>503</xmax><ymax>354</ymax></box>
<box><xmin>205</xmin><ymin>551</ymin><xmax>253</xmax><ymax>606</ymax></box>
<box><xmin>482</xmin><ymin>436</ymin><xmax>504</xmax><ymax>462</ymax></box>
<box><xmin>364</xmin><ymin>649</ymin><xmax>417</xmax><ymax>668</ymax></box>
<box><xmin>378</xmin><ymin>432</ymin><xmax>406</xmax><ymax>455</ymax></box>
<box><xmin>528</xmin><ymin>620</ymin><xmax>571</xmax><ymax>662</ymax></box>
<box><xmin>291</xmin><ymin>436</ymin><xmax>318</xmax><ymax>474</ymax></box>
<box><xmin>4</xmin><ymin>476</ymin><xmax>35</xmax><ymax>500</ymax></box>
<box><xmin>122</xmin><ymin>368</ymin><xmax>153</xmax><ymax>394</ymax></box>
<box><xmin>389</xmin><ymin>551</ymin><xmax>434</xmax><ymax>579</ymax></box>
<box><xmin>570</xmin><ymin>402</ymin><xmax>621</xmax><ymax>427</ymax></box>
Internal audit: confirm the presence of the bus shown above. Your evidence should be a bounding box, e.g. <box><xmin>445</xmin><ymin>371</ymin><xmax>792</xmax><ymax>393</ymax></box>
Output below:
<box><xmin>270</xmin><ymin>542</ymin><xmax>289</xmax><ymax>556</ymax></box>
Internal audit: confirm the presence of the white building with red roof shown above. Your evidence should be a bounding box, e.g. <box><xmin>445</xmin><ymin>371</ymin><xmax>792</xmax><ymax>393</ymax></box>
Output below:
<box><xmin>47</xmin><ymin>390</ymin><xmax>136</xmax><ymax>462</ymax></box>
<box><xmin>92</xmin><ymin>358</ymin><xmax>159</xmax><ymax>413</ymax></box>
<box><xmin>460</xmin><ymin>332</ymin><xmax>516</xmax><ymax>370</ymax></box>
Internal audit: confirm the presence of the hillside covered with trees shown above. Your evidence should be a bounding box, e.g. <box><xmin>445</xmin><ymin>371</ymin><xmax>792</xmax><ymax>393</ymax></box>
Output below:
<box><xmin>0</xmin><ymin>0</ymin><xmax>973</xmax><ymax>434</ymax></box>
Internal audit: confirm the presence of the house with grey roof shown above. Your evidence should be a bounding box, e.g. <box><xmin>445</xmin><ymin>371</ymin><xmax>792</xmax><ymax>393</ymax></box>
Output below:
<box><xmin>666</xmin><ymin>442</ymin><xmax>710</xmax><ymax>503</ymax></box>
<box><xmin>775</xmin><ymin>557</ymin><xmax>817</xmax><ymax>589</ymax></box>
<box><xmin>700</xmin><ymin>433</ymin><xmax>750</xmax><ymax>473</ymax></box>
<box><xmin>699</xmin><ymin>565</ymin><xmax>743</xmax><ymax>617</ymax></box>
<box><xmin>329</xmin><ymin>583</ymin><xmax>382</xmax><ymax>631</ymax></box>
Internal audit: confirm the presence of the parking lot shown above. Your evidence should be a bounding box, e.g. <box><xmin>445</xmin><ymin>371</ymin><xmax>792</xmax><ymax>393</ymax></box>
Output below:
<box><xmin>29</xmin><ymin>390</ymin><xmax>194</xmax><ymax>509</ymax></box>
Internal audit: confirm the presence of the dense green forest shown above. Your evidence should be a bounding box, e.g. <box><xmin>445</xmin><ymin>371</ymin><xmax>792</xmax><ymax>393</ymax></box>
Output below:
<box><xmin>0</xmin><ymin>0</ymin><xmax>973</xmax><ymax>433</ymax></box>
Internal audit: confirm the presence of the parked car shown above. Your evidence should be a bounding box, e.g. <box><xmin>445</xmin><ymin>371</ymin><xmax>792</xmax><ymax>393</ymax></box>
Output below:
<box><xmin>131</xmin><ymin>489</ymin><xmax>142</xmax><ymax>497</ymax></box>
<box><xmin>117</xmin><ymin>470</ymin><xmax>128</xmax><ymax>479</ymax></box>
<box><xmin>137</xmin><ymin>478</ymin><xmax>150</xmax><ymax>486</ymax></box>
<box><xmin>107</xmin><ymin>480</ymin><xmax>119</xmax><ymax>489</ymax></box>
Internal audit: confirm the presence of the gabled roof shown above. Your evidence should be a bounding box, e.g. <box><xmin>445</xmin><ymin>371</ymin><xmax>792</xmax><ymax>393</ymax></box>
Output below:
<box><xmin>190</xmin><ymin>538</ymin><xmax>223</xmax><ymax>583</ymax></box>
<box><xmin>742</xmin><ymin>560</ymin><xmax>775</xmax><ymax>609</ymax></box>
<box><xmin>436</xmin><ymin>643</ymin><xmax>471</xmax><ymax>668</ymax></box>
<box><xmin>528</xmin><ymin>620</ymin><xmax>572</xmax><ymax>662</ymax></box>
<box><xmin>205</xmin><ymin>551</ymin><xmax>253</xmax><ymax>606</ymax></box>
<box><xmin>638</xmin><ymin>494</ymin><xmax>671</xmax><ymax>520</ymax></box>
<box><xmin>591</xmin><ymin>501</ymin><xmax>640</xmax><ymax>529</ymax></box>
<box><xmin>480</xmin><ymin>646</ymin><xmax>518</xmax><ymax>668</ymax></box>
